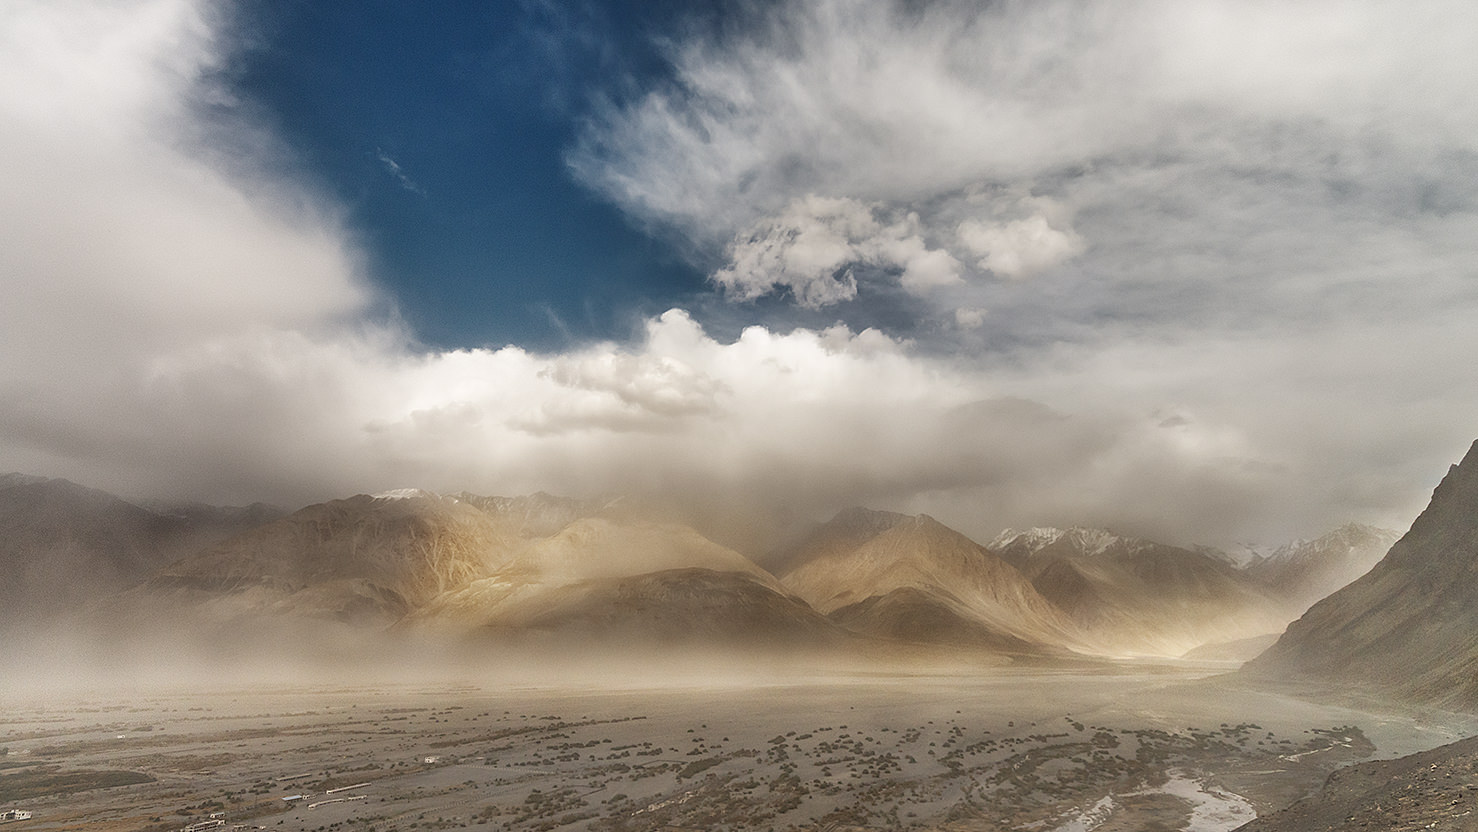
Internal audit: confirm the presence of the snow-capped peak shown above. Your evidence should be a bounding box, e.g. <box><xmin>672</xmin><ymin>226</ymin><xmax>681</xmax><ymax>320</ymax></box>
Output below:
<box><xmin>1256</xmin><ymin>523</ymin><xmax>1398</xmax><ymax>566</ymax></box>
<box><xmin>371</xmin><ymin>488</ymin><xmax>446</xmax><ymax>501</ymax></box>
<box><xmin>989</xmin><ymin>526</ymin><xmax>1065</xmax><ymax>551</ymax></box>
<box><xmin>989</xmin><ymin>526</ymin><xmax>1128</xmax><ymax>557</ymax></box>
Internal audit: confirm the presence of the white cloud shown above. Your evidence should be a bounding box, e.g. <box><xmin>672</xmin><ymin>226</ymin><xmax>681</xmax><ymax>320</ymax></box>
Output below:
<box><xmin>376</xmin><ymin>149</ymin><xmax>426</xmax><ymax>196</ymax></box>
<box><xmin>100</xmin><ymin>307</ymin><xmax>1359</xmax><ymax>549</ymax></box>
<box><xmin>874</xmin><ymin>231</ymin><xmax>965</xmax><ymax>293</ymax></box>
<box><xmin>954</xmin><ymin>307</ymin><xmax>987</xmax><ymax>330</ymax></box>
<box><xmin>0</xmin><ymin>0</ymin><xmax>371</xmax><ymax>387</ymax></box>
<box><xmin>571</xmin><ymin>0</ymin><xmax>1478</xmax><ymax>309</ymax></box>
<box><xmin>957</xmin><ymin>214</ymin><xmax>1085</xmax><ymax>279</ymax></box>
<box><xmin>4</xmin><ymin>0</ymin><xmax>1478</xmax><ymax>555</ymax></box>
<box><xmin>713</xmin><ymin>195</ymin><xmax>962</xmax><ymax>306</ymax></box>
<box><xmin>573</xmin><ymin>0</ymin><xmax>1478</xmax><ymax>235</ymax></box>
<box><xmin>565</xmin><ymin>0</ymin><xmax>1478</xmax><ymax>540</ymax></box>
<box><xmin>713</xmin><ymin>195</ymin><xmax>873</xmax><ymax>306</ymax></box>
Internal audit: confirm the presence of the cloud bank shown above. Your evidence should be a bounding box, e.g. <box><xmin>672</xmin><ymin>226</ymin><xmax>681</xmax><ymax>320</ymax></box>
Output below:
<box><xmin>565</xmin><ymin>0</ymin><xmax>1478</xmax><ymax>535</ymax></box>
<box><xmin>3</xmin><ymin>0</ymin><xmax>1478</xmax><ymax>551</ymax></box>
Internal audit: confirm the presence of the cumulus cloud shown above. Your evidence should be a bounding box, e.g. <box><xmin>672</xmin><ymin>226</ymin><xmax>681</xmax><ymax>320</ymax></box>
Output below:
<box><xmin>957</xmin><ymin>214</ymin><xmax>1085</xmax><ymax>279</ymax></box>
<box><xmin>713</xmin><ymin>196</ymin><xmax>871</xmax><ymax>307</ymax></box>
<box><xmin>5</xmin><ymin>0</ymin><xmax>1478</xmax><ymax>555</ymax></box>
<box><xmin>712</xmin><ymin>195</ymin><xmax>962</xmax><ymax>306</ymax></box>
<box><xmin>66</xmin><ymin>307</ymin><xmax>1356</xmax><ymax>549</ymax></box>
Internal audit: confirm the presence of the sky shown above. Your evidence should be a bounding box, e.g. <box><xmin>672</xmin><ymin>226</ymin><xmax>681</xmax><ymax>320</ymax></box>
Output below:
<box><xmin>3</xmin><ymin>0</ymin><xmax>1478</xmax><ymax>550</ymax></box>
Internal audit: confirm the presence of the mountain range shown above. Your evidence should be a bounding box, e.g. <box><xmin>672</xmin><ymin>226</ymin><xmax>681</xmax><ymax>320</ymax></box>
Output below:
<box><xmin>0</xmin><ymin>472</ymin><xmax>1404</xmax><ymax>665</ymax></box>
<box><xmin>1240</xmin><ymin>523</ymin><xmax>1401</xmax><ymax>612</ymax></box>
<box><xmin>988</xmin><ymin>526</ymin><xmax>1292</xmax><ymax>656</ymax></box>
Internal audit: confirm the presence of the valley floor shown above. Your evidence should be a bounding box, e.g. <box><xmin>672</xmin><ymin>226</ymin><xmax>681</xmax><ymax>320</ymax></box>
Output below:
<box><xmin>2</xmin><ymin>664</ymin><xmax>1473</xmax><ymax>832</ymax></box>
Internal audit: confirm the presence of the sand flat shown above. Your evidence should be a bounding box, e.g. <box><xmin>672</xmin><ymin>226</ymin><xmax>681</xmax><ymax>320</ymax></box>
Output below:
<box><xmin>2</xmin><ymin>665</ymin><xmax>1474</xmax><ymax>832</ymax></box>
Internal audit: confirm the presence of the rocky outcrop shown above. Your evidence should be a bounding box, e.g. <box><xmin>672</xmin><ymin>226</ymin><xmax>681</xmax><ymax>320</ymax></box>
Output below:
<box><xmin>1234</xmin><ymin>735</ymin><xmax>1478</xmax><ymax>831</ymax></box>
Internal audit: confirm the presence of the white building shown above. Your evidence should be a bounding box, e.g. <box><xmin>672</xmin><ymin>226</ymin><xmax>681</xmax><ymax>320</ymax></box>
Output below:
<box><xmin>1</xmin><ymin>809</ymin><xmax>32</xmax><ymax>822</ymax></box>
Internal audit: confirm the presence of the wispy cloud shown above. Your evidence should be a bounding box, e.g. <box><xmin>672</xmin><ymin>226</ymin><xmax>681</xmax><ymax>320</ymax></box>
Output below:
<box><xmin>376</xmin><ymin>148</ymin><xmax>426</xmax><ymax>196</ymax></box>
<box><xmin>569</xmin><ymin>0</ymin><xmax>1478</xmax><ymax>324</ymax></box>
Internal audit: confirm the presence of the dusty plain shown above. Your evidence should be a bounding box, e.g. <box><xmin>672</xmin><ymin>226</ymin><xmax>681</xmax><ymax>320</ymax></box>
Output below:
<box><xmin>2</xmin><ymin>662</ymin><xmax>1473</xmax><ymax>832</ymax></box>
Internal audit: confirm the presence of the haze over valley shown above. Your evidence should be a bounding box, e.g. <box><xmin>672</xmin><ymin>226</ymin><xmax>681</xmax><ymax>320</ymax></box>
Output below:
<box><xmin>0</xmin><ymin>468</ymin><xmax>1400</xmax><ymax>674</ymax></box>
<box><xmin>6</xmin><ymin>441</ymin><xmax>1478</xmax><ymax>830</ymax></box>
<box><xmin>8</xmin><ymin>1</ymin><xmax>1478</xmax><ymax>830</ymax></box>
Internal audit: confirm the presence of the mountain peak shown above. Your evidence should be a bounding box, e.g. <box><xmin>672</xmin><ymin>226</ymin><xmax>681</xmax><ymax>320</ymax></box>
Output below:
<box><xmin>0</xmin><ymin>472</ymin><xmax>137</xmax><ymax>512</ymax></box>
<box><xmin>762</xmin><ymin>506</ymin><xmax>910</xmax><ymax>575</ymax></box>
<box><xmin>988</xmin><ymin>526</ymin><xmax>1137</xmax><ymax>561</ymax></box>
<box><xmin>371</xmin><ymin>488</ymin><xmax>448</xmax><ymax>502</ymax></box>
<box><xmin>988</xmin><ymin>526</ymin><xmax>1062</xmax><ymax>551</ymax></box>
<box><xmin>779</xmin><ymin>510</ymin><xmax>1078</xmax><ymax>651</ymax></box>
<box><xmin>829</xmin><ymin>505</ymin><xmax>911</xmax><ymax>531</ymax></box>
<box><xmin>1243</xmin><ymin>439</ymin><xmax>1478</xmax><ymax>708</ymax></box>
<box><xmin>1382</xmin><ymin>437</ymin><xmax>1478</xmax><ymax>569</ymax></box>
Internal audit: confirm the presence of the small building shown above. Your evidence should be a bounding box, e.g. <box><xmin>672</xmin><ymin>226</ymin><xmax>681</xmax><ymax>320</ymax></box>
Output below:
<box><xmin>1</xmin><ymin>810</ymin><xmax>33</xmax><ymax>823</ymax></box>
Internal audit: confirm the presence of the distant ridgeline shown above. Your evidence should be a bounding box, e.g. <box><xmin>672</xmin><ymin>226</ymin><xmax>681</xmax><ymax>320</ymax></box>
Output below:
<box><xmin>0</xmin><ymin>460</ymin><xmax>1433</xmax><ymax>688</ymax></box>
